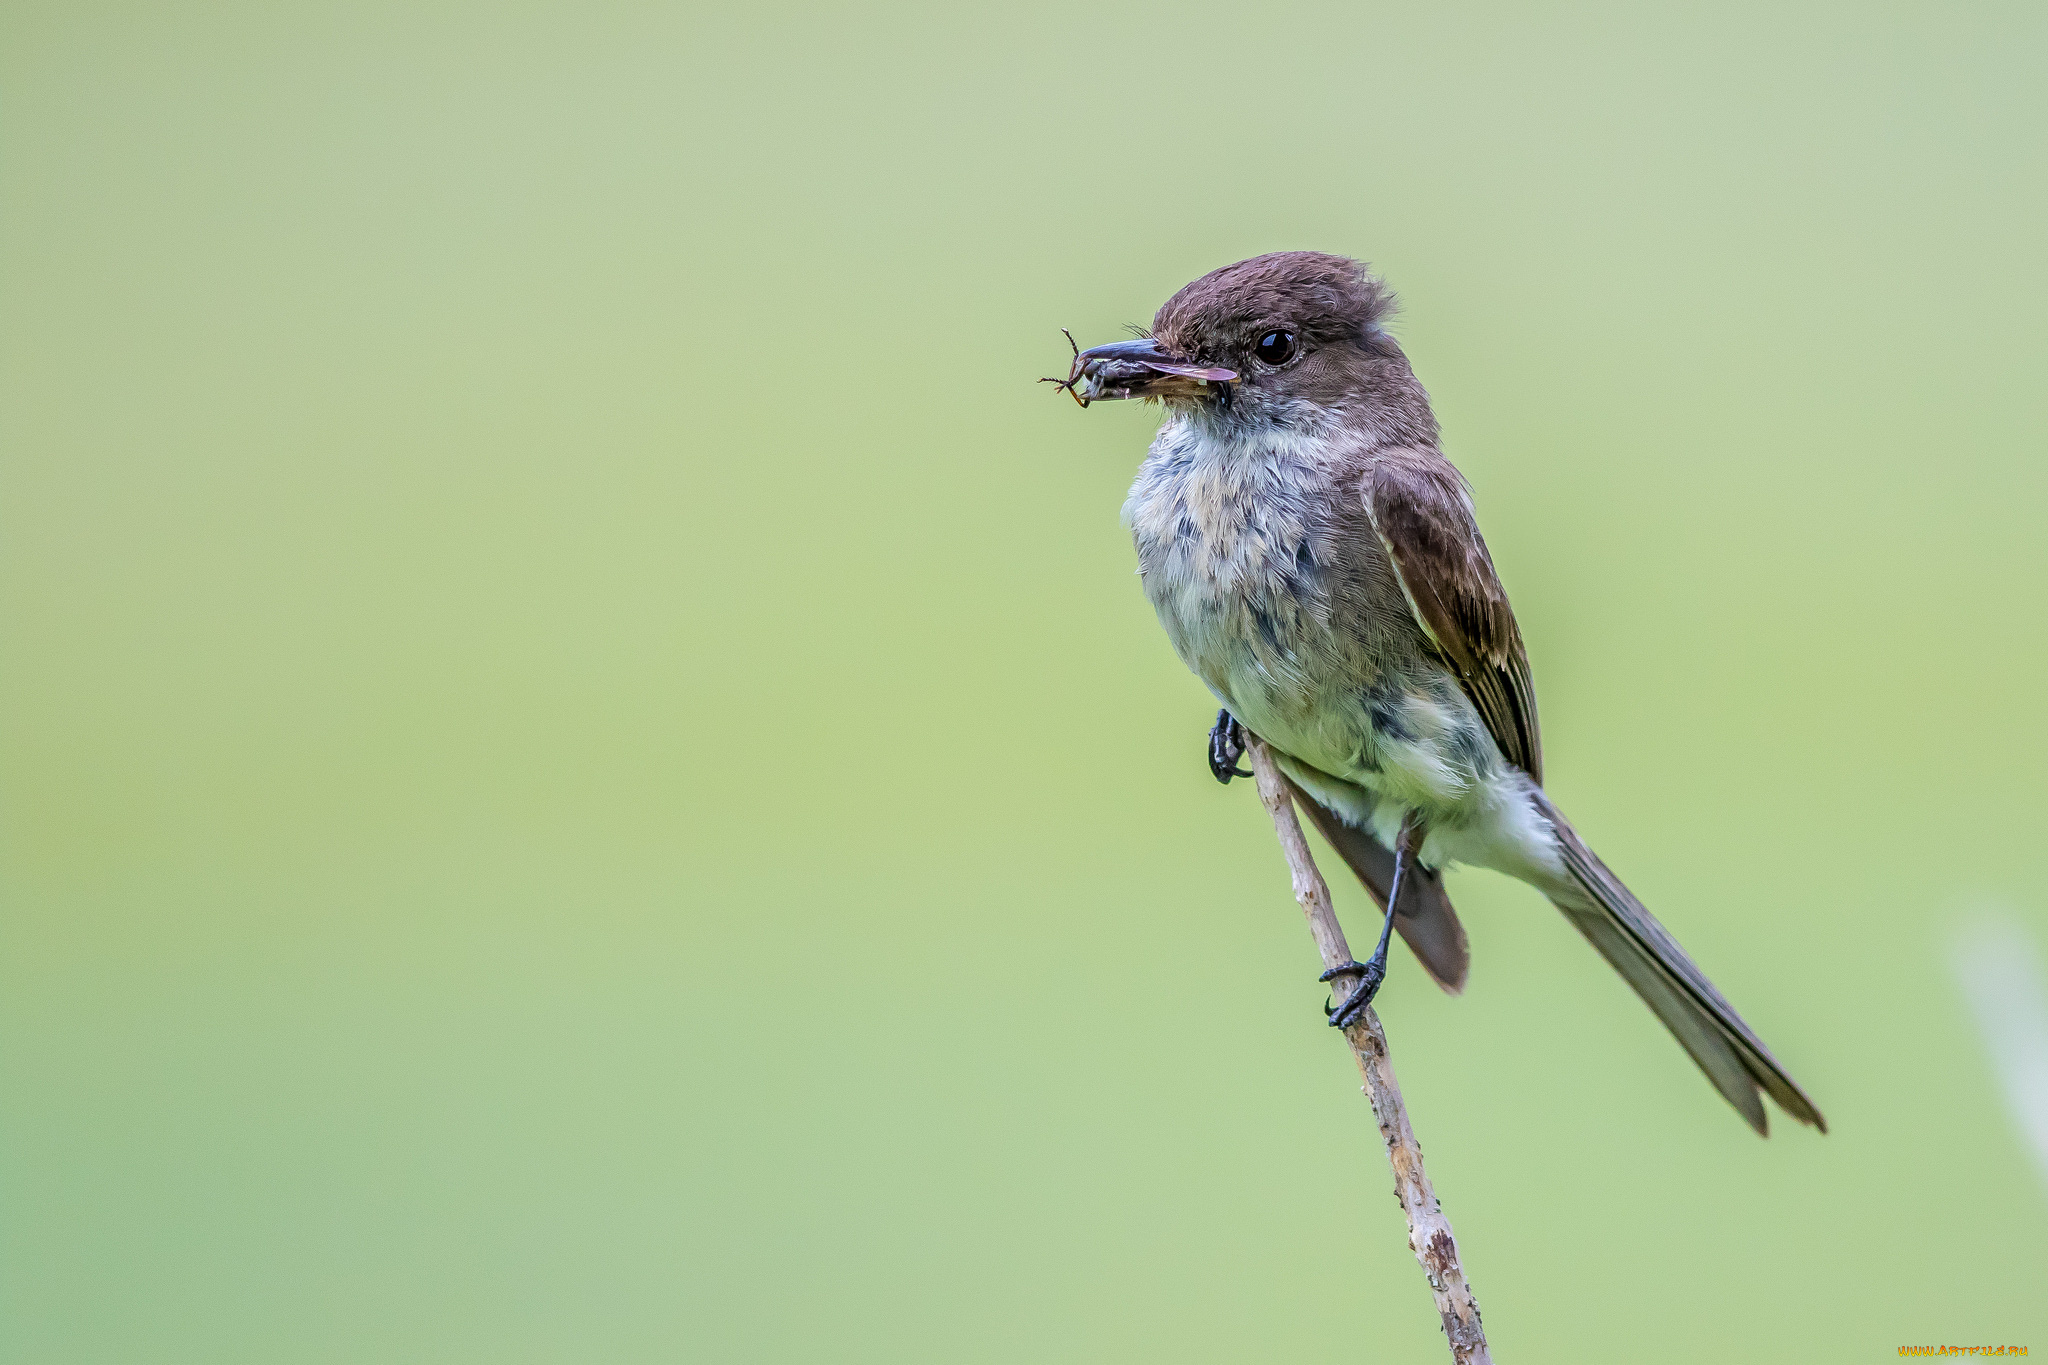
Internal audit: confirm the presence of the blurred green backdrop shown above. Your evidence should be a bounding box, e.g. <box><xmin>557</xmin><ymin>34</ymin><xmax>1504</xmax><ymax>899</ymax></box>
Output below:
<box><xmin>4</xmin><ymin>0</ymin><xmax>2045</xmax><ymax>1359</ymax></box>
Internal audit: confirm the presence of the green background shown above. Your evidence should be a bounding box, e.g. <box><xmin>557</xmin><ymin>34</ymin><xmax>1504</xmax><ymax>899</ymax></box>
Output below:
<box><xmin>5</xmin><ymin>1</ymin><xmax>2045</xmax><ymax>1359</ymax></box>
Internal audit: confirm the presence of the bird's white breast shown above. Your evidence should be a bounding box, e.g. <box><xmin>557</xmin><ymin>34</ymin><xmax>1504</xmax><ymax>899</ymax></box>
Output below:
<box><xmin>1122</xmin><ymin>415</ymin><xmax>1359</xmax><ymax>772</ymax></box>
<box><xmin>1121</xmin><ymin>413</ymin><xmax>1563</xmax><ymax>883</ymax></box>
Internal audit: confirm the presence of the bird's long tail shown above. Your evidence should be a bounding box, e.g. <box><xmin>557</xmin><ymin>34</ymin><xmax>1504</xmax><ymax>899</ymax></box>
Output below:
<box><xmin>1534</xmin><ymin>792</ymin><xmax>1826</xmax><ymax>1136</ymax></box>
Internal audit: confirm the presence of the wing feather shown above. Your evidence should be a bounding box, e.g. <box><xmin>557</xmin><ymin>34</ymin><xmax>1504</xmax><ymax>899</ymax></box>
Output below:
<box><xmin>1364</xmin><ymin>449</ymin><xmax>1543</xmax><ymax>783</ymax></box>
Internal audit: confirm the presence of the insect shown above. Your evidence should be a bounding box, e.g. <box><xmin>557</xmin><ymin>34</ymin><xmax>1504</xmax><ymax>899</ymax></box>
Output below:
<box><xmin>1039</xmin><ymin>328</ymin><xmax>1237</xmax><ymax>410</ymax></box>
<box><xmin>1038</xmin><ymin>328</ymin><xmax>1095</xmax><ymax>408</ymax></box>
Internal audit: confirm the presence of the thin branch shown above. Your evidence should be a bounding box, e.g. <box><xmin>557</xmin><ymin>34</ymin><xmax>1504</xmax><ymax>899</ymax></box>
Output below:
<box><xmin>1246</xmin><ymin>739</ymin><xmax>1493</xmax><ymax>1365</ymax></box>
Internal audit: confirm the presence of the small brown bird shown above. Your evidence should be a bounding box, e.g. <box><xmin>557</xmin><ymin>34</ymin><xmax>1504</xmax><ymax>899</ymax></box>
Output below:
<box><xmin>1051</xmin><ymin>251</ymin><xmax>1823</xmax><ymax>1135</ymax></box>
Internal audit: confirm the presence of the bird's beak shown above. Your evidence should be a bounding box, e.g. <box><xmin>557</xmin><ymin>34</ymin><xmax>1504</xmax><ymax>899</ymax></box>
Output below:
<box><xmin>1049</xmin><ymin>336</ymin><xmax>1237</xmax><ymax>406</ymax></box>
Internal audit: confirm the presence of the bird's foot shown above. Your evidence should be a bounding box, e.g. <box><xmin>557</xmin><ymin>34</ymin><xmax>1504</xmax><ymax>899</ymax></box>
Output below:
<box><xmin>1208</xmin><ymin>709</ymin><xmax>1251</xmax><ymax>784</ymax></box>
<box><xmin>1320</xmin><ymin>958</ymin><xmax>1386</xmax><ymax>1028</ymax></box>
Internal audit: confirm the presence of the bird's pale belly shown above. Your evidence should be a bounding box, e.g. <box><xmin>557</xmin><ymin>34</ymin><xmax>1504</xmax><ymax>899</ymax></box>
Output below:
<box><xmin>1216</xmin><ymin>650</ymin><xmax>1487</xmax><ymax>818</ymax></box>
<box><xmin>1124</xmin><ymin>418</ymin><xmax>1560</xmax><ymax>883</ymax></box>
<box><xmin>1158</xmin><ymin>581</ymin><xmax>1561</xmax><ymax>884</ymax></box>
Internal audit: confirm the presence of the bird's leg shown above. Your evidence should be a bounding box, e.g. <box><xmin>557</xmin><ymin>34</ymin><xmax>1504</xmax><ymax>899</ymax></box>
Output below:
<box><xmin>1324</xmin><ymin>816</ymin><xmax>1417</xmax><ymax>1028</ymax></box>
<box><xmin>1207</xmin><ymin>709</ymin><xmax>1252</xmax><ymax>783</ymax></box>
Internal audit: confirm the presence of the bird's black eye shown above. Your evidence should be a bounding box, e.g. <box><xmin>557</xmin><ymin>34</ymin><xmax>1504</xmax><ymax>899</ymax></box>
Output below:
<box><xmin>1254</xmin><ymin>330</ymin><xmax>1297</xmax><ymax>365</ymax></box>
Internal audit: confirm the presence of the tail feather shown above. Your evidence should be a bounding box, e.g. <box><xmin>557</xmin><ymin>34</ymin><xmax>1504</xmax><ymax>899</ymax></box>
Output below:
<box><xmin>1535</xmin><ymin>792</ymin><xmax>1826</xmax><ymax>1136</ymax></box>
<box><xmin>1287</xmin><ymin>778</ymin><xmax>1470</xmax><ymax>994</ymax></box>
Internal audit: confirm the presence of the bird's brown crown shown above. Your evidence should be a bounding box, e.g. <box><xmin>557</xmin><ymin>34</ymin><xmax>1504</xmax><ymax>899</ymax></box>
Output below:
<box><xmin>1151</xmin><ymin>251</ymin><xmax>1395</xmax><ymax>367</ymax></box>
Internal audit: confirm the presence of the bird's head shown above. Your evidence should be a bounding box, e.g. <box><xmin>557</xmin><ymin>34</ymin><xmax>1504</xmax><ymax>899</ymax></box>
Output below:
<box><xmin>1047</xmin><ymin>251</ymin><xmax>1413</xmax><ymax>429</ymax></box>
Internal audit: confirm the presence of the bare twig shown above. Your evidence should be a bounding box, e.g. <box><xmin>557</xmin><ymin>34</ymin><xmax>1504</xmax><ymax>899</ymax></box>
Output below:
<box><xmin>1246</xmin><ymin>738</ymin><xmax>1492</xmax><ymax>1365</ymax></box>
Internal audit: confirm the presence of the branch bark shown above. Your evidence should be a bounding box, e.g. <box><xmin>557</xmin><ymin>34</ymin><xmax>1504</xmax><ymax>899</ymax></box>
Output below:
<box><xmin>1245</xmin><ymin>738</ymin><xmax>1493</xmax><ymax>1365</ymax></box>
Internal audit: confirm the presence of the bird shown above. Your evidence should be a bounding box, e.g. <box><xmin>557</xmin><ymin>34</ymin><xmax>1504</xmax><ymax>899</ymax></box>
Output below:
<box><xmin>1046</xmin><ymin>251</ymin><xmax>1824</xmax><ymax>1136</ymax></box>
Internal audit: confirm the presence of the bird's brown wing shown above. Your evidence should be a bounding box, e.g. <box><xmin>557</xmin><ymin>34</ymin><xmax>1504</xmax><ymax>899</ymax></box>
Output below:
<box><xmin>1363</xmin><ymin>447</ymin><xmax>1542</xmax><ymax>784</ymax></box>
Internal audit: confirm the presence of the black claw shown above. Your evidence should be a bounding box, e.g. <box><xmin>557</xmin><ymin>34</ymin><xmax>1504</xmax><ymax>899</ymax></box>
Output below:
<box><xmin>1323</xmin><ymin>957</ymin><xmax>1386</xmax><ymax>1028</ymax></box>
<box><xmin>1208</xmin><ymin>709</ymin><xmax>1251</xmax><ymax>784</ymax></box>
